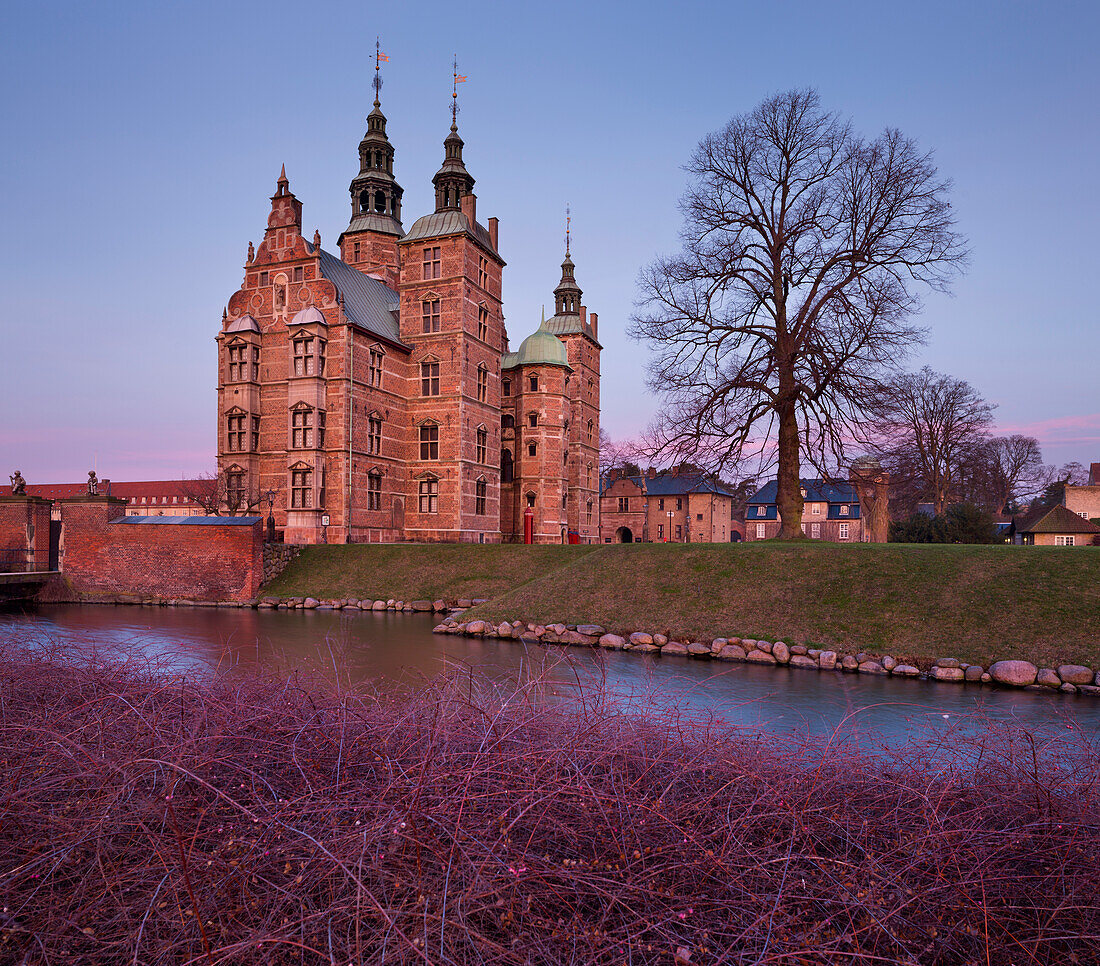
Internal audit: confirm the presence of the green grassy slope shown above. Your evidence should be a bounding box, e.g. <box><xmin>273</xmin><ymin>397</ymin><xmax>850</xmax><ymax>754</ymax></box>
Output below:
<box><xmin>262</xmin><ymin>544</ymin><xmax>598</xmax><ymax>603</ymax></box>
<box><xmin>466</xmin><ymin>542</ymin><xmax>1100</xmax><ymax>668</ymax></box>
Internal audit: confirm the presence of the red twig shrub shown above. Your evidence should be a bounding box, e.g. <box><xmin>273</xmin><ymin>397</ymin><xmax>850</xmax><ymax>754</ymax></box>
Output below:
<box><xmin>1</xmin><ymin>645</ymin><xmax>1098</xmax><ymax>964</ymax></box>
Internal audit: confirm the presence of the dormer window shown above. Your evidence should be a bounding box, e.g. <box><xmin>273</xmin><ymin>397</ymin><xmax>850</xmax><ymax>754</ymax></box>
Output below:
<box><xmin>839</xmin><ymin>504</ymin><xmax>849</xmax><ymax>516</ymax></box>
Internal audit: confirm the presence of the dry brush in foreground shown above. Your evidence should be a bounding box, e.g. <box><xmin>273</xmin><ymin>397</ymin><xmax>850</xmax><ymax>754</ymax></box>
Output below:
<box><xmin>1</xmin><ymin>647</ymin><xmax>1099</xmax><ymax>964</ymax></box>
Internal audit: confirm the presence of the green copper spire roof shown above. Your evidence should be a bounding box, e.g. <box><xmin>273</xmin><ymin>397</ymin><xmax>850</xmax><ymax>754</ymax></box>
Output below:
<box><xmin>501</xmin><ymin>306</ymin><xmax>571</xmax><ymax>370</ymax></box>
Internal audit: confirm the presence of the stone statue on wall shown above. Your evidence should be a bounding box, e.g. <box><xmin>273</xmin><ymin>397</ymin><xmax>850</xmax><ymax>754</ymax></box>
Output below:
<box><xmin>9</xmin><ymin>470</ymin><xmax>26</xmax><ymax>495</ymax></box>
<box><xmin>87</xmin><ymin>470</ymin><xmax>98</xmax><ymax>495</ymax></box>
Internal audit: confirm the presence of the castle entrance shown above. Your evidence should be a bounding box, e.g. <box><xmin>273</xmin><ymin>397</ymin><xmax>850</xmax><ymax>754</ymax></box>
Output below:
<box><xmin>615</xmin><ymin>526</ymin><xmax>633</xmax><ymax>543</ymax></box>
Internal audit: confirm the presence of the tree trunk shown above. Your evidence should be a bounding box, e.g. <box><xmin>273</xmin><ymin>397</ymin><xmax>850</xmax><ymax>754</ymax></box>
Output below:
<box><xmin>775</xmin><ymin>388</ymin><xmax>804</xmax><ymax>539</ymax></box>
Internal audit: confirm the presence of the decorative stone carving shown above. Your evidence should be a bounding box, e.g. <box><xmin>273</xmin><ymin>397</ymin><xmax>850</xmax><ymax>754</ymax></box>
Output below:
<box><xmin>9</xmin><ymin>470</ymin><xmax>26</xmax><ymax>495</ymax></box>
<box><xmin>87</xmin><ymin>470</ymin><xmax>98</xmax><ymax>495</ymax></box>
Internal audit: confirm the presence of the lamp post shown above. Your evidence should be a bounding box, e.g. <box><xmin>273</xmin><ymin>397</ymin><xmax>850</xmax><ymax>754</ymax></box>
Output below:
<box><xmin>667</xmin><ymin>508</ymin><xmax>673</xmax><ymax>543</ymax></box>
<box><xmin>265</xmin><ymin>488</ymin><xmax>276</xmax><ymax>542</ymax></box>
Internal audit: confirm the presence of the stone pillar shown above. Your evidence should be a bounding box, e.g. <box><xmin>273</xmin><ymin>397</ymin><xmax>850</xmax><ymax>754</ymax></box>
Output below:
<box><xmin>0</xmin><ymin>496</ymin><xmax>53</xmax><ymax>572</ymax></box>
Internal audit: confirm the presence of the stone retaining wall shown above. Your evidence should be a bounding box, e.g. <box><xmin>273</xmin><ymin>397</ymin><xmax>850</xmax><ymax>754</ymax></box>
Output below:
<box><xmin>433</xmin><ymin>616</ymin><xmax>1100</xmax><ymax>696</ymax></box>
<box><xmin>262</xmin><ymin>543</ymin><xmax>301</xmax><ymax>584</ymax></box>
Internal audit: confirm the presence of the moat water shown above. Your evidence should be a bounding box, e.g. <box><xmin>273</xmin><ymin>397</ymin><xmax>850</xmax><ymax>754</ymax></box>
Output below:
<box><xmin>2</xmin><ymin>604</ymin><xmax>1099</xmax><ymax>743</ymax></box>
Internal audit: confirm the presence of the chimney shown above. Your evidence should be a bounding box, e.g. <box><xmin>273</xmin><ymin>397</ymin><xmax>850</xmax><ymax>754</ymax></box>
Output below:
<box><xmin>460</xmin><ymin>192</ymin><xmax>477</xmax><ymax>225</ymax></box>
<box><xmin>590</xmin><ymin>311</ymin><xmax>598</xmax><ymax>338</ymax></box>
<box><xmin>646</xmin><ymin>467</ymin><xmax>657</xmax><ymax>479</ymax></box>
<box><xmin>487</xmin><ymin>216</ymin><xmax>499</xmax><ymax>250</ymax></box>
<box><xmin>580</xmin><ymin>305</ymin><xmax>587</xmax><ymax>324</ymax></box>
<box><xmin>670</xmin><ymin>466</ymin><xmax>679</xmax><ymax>477</ymax></box>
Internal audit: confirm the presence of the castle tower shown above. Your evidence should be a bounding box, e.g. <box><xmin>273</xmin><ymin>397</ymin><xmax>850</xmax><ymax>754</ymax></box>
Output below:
<box><xmin>541</xmin><ymin>230</ymin><xmax>602</xmax><ymax>543</ymax></box>
<box><xmin>396</xmin><ymin>70</ymin><xmax>506</xmax><ymax>542</ymax></box>
<box><xmin>339</xmin><ymin>44</ymin><xmax>404</xmax><ymax>287</ymax></box>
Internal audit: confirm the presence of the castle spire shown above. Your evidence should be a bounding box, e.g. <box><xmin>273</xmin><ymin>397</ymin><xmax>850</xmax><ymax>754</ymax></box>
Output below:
<box><xmin>341</xmin><ymin>40</ymin><xmax>403</xmax><ymax>241</ymax></box>
<box><xmin>433</xmin><ymin>58</ymin><xmax>474</xmax><ymax>213</ymax></box>
<box><xmin>553</xmin><ymin>210</ymin><xmax>582</xmax><ymax>316</ymax></box>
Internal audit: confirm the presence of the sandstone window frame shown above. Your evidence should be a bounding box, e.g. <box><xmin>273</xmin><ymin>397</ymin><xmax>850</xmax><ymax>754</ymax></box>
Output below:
<box><xmin>422</xmin><ymin>246</ymin><xmax>441</xmax><ymax>280</ymax></box>
<box><xmin>367</xmin><ymin>470</ymin><xmax>382</xmax><ymax>511</ymax></box>
<box><xmin>368</xmin><ymin>344</ymin><xmax>385</xmax><ymax>387</ymax></box>
<box><xmin>477</xmin><ymin>364</ymin><xmax>488</xmax><ymax>402</ymax></box>
<box><xmin>290</xmin><ymin>403</ymin><xmax>324</xmax><ymax>449</ymax></box>
<box><xmin>422</xmin><ymin>297</ymin><xmax>441</xmax><ymax>333</ymax></box>
<box><xmin>226</xmin><ymin>408</ymin><xmax>248</xmax><ymax>453</ymax></box>
<box><xmin>418</xmin><ymin>421</ymin><xmax>439</xmax><ymax>461</ymax></box>
<box><xmin>291</xmin><ymin>334</ymin><xmax>326</xmax><ymax>377</ymax></box>
<box><xmin>290</xmin><ymin>464</ymin><xmax>313</xmax><ymax>509</ymax></box>
<box><xmin>618</xmin><ymin>497</ymin><xmax>629</xmax><ymax>512</ymax></box>
<box><xmin>527</xmin><ymin>412</ymin><xmax>538</xmax><ymax>428</ymax></box>
<box><xmin>251</xmin><ymin>415</ymin><xmax>260</xmax><ymax>452</ymax></box>
<box><xmin>225</xmin><ymin>466</ymin><xmax>247</xmax><ymax>510</ymax></box>
<box><xmin>477</xmin><ymin>255</ymin><xmax>488</xmax><ymax>289</ymax></box>
<box><xmin>525</xmin><ymin>491</ymin><xmax>536</xmax><ymax>508</ymax></box>
<box><xmin>418</xmin><ymin>475</ymin><xmax>439</xmax><ymax>514</ymax></box>
<box><xmin>528</xmin><ymin>442</ymin><xmax>537</xmax><ymax>457</ymax></box>
<box><xmin>367</xmin><ymin>413</ymin><xmax>383</xmax><ymax>455</ymax></box>
<box><xmin>478</xmin><ymin>303</ymin><xmax>489</xmax><ymax>341</ymax></box>
<box><xmin>421</xmin><ymin>358</ymin><xmax>440</xmax><ymax>396</ymax></box>
<box><xmin>586</xmin><ymin>501</ymin><xmax>593</xmax><ymax>526</ymax></box>
<box><xmin>476</xmin><ymin>426</ymin><xmax>488</xmax><ymax>465</ymax></box>
<box><xmin>475</xmin><ymin>476</ymin><xmax>487</xmax><ymax>516</ymax></box>
<box><xmin>529</xmin><ymin>374</ymin><xmax>539</xmax><ymax>392</ymax></box>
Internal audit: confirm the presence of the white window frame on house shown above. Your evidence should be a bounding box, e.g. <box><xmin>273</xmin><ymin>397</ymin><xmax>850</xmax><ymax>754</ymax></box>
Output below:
<box><xmin>839</xmin><ymin>522</ymin><xmax>849</xmax><ymax>540</ymax></box>
<box><xmin>839</xmin><ymin>504</ymin><xmax>849</xmax><ymax>516</ymax></box>
<box><xmin>811</xmin><ymin>522</ymin><xmax>821</xmax><ymax>539</ymax></box>
<box><xmin>1056</xmin><ymin>535</ymin><xmax>1076</xmax><ymax>546</ymax></box>
<box><xmin>756</xmin><ymin>523</ymin><xmax>766</xmax><ymax>539</ymax></box>
<box><xmin>812</xmin><ymin>503</ymin><xmax>821</xmax><ymax>515</ymax></box>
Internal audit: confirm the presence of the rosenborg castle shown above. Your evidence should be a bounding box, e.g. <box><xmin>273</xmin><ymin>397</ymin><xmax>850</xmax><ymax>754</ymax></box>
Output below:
<box><xmin>215</xmin><ymin>84</ymin><xmax>601</xmax><ymax>544</ymax></box>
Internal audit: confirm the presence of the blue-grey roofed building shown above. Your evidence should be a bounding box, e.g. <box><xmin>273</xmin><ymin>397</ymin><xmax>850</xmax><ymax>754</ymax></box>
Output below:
<box><xmin>745</xmin><ymin>478</ymin><xmax>867</xmax><ymax>542</ymax></box>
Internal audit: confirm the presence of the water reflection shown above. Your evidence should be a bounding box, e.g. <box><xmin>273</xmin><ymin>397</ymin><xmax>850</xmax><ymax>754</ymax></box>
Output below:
<box><xmin>2</xmin><ymin>603</ymin><xmax>1097</xmax><ymax>744</ymax></box>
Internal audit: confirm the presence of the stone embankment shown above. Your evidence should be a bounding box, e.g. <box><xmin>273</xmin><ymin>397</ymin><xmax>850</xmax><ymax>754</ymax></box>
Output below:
<box><xmin>433</xmin><ymin>617</ymin><xmax>1100</xmax><ymax>696</ymax></box>
<box><xmin>262</xmin><ymin>543</ymin><xmax>301</xmax><ymax>583</ymax></box>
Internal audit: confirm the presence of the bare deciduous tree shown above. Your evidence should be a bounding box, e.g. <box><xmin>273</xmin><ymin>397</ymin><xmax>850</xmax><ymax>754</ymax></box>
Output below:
<box><xmin>977</xmin><ymin>435</ymin><xmax>1044</xmax><ymax>513</ymax></box>
<box><xmin>869</xmin><ymin>368</ymin><xmax>994</xmax><ymax>515</ymax></box>
<box><xmin>631</xmin><ymin>89</ymin><xmax>966</xmax><ymax>537</ymax></box>
<box><xmin>179</xmin><ymin>471</ymin><xmax>262</xmax><ymax>516</ymax></box>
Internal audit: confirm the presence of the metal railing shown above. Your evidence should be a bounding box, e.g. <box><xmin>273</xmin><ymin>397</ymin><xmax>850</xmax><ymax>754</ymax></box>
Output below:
<box><xmin>0</xmin><ymin>549</ymin><xmax>51</xmax><ymax>574</ymax></box>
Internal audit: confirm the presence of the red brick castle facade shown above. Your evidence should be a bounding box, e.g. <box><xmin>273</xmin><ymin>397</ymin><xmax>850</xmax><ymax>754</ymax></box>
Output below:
<box><xmin>216</xmin><ymin>77</ymin><xmax>601</xmax><ymax>544</ymax></box>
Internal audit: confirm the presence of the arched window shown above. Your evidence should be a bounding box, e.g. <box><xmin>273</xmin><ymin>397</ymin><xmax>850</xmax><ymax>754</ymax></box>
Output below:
<box><xmin>375</xmin><ymin>190</ymin><xmax>386</xmax><ymax>213</ymax></box>
<box><xmin>501</xmin><ymin>448</ymin><xmax>514</xmax><ymax>483</ymax></box>
<box><xmin>526</xmin><ymin>491</ymin><xmax>536</xmax><ymax>508</ymax></box>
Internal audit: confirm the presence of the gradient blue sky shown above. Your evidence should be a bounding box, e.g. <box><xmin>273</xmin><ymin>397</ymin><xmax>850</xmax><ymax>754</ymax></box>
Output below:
<box><xmin>2</xmin><ymin>0</ymin><xmax>1097</xmax><ymax>482</ymax></box>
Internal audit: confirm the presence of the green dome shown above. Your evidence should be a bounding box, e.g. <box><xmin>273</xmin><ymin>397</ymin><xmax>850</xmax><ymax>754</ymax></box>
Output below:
<box><xmin>502</xmin><ymin>309</ymin><xmax>571</xmax><ymax>370</ymax></box>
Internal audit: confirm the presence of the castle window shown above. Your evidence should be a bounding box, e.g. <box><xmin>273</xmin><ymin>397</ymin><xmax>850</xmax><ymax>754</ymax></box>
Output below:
<box><xmin>227</xmin><ymin>414</ymin><xmax>246</xmax><ymax>452</ymax></box>
<box><xmin>227</xmin><ymin>471</ymin><xmax>246</xmax><ymax>509</ymax></box>
<box><xmin>423</xmin><ymin>246</ymin><xmax>441</xmax><ymax>280</ymax></box>
<box><xmin>368</xmin><ymin>416</ymin><xmax>382</xmax><ymax>455</ymax></box>
<box><xmin>367</xmin><ymin>472</ymin><xmax>382</xmax><ymax>511</ymax></box>
<box><xmin>228</xmin><ymin>345</ymin><xmax>246</xmax><ymax>381</ymax></box>
<box><xmin>478</xmin><ymin>305</ymin><xmax>489</xmax><ymax>341</ymax></box>
<box><xmin>419</xmin><ymin>423</ymin><xmax>439</xmax><ymax>461</ymax></box>
<box><xmin>369</xmin><ymin>348</ymin><xmax>383</xmax><ymax>387</ymax></box>
<box><xmin>586</xmin><ymin>419</ymin><xmax>593</xmax><ymax>442</ymax></box>
<box><xmin>418</xmin><ymin>477</ymin><xmax>439</xmax><ymax>514</ymax></box>
<box><xmin>526</xmin><ymin>492</ymin><xmax>536</xmax><ymax>508</ymax></box>
<box><xmin>421</xmin><ymin>361</ymin><xmax>440</xmax><ymax>396</ymax></box>
<box><xmin>529</xmin><ymin>375</ymin><xmax>539</xmax><ymax>392</ymax></box>
<box><xmin>501</xmin><ymin>414</ymin><xmax>514</xmax><ymax>429</ymax></box>
<box><xmin>476</xmin><ymin>428</ymin><xmax>487</xmax><ymax>465</ymax></box>
<box><xmin>501</xmin><ymin>448</ymin><xmax>514</xmax><ymax>483</ymax></box>
<box><xmin>291</xmin><ymin>468</ymin><xmax>312</xmax><ymax>509</ymax></box>
<box><xmin>422</xmin><ymin>299</ymin><xmax>441</xmax><ymax>333</ymax></box>
<box><xmin>291</xmin><ymin>409</ymin><xmax>314</xmax><ymax>448</ymax></box>
<box><xmin>676</xmin><ymin>498</ymin><xmax>683</xmax><ymax>511</ymax></box>
<box><xmin>375</xmin><ymin>190</ymin><xmax>386</xmax><ymax>213</ymax></box>
<box><xmin>478</xmin><ymin>256</ymin><xmax>488</xmax><ymax>289</ymax></box>
<box><xmin>354</xmin><ymin>242</ymin><xmax>361</xmax><ymax>261</ymax></box>
<box><xmin>251</xmin><ymin>415</ymin><xmax>260</xmax><ymax>452</ymax></box>
<box><xmin>292</xmin><ymin>336</ymin><xmax>325</xmax><ymax>376</ymax></box>
<box><xmin>528</xmin><ymin>413</ymin><xmax>538</xmax><ymax>428</ymax></box>
<box><xmin>252</xmin><ymin>346</ymin><xmax>260</xmax><ymax>380</ymax></box>
<box><xmin>477</xmin><ymin>365</ymin><xmax>488</xmax><ymax>402</ymax></box>
<box><xmin>475</xmin><ymin>478</ymin><xmax>487</xmax><ymax>516</ymax></box>
<box><xmin>502</xmin><ymin>379</ymin><xmax>510</xmax><ymax>397</ymax></box>
<box><xmin>586</xmin><ymin>501</ymin><xmax>593</xmax><ymax>526</ymax></box>
<box><xmin>528</xmin><ymin>443</ymin><xmax>537</xmax><ymax>457</ymax></box>
<box><xmin>259</xmin><ymin>271</ymin><xmax>269</xmax><ymax>286</ymax></box>
<box><xmin>618</xmin><ymin>497</ymin><xmax>629</xmax><ymax>512</ymax></box>
<box><xmin>294</xmin><ymin>266</ymin><xmax>303</xmax><ymax>283</ymax></box>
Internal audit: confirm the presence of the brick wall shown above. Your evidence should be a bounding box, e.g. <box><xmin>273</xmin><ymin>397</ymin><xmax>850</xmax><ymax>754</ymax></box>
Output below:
<box><xmin>60</xmin><ymin>498</ymin><xmax>263</xmax><ymax>602</ymax></box>
<box><xmin>0</xmin><ymin>496</ymin><xmax>52</xmax><ymax>571</ymax></box>
<box><xmin>1065</xmin><ymin>486</ymin><xmax>1100</xmax><ymax>522</ymax></box>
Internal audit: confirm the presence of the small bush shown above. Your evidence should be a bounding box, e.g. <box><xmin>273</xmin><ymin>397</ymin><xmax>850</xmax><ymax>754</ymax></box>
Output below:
<box><xmin>1</xmin><ymin>647</ymin><xmax>1098</xmax><ymax>964</ymax></box>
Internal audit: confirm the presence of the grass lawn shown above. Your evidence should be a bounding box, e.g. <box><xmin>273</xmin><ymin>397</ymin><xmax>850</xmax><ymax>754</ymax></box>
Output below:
<box><xmin>262</xmin><ymin>543</ymin><xmax>599</xmax><ymax>603</ymax></box>
<box><xmin>464</xmin><ymin>542</ymin><xmax>1100</xmax><ymax>669</ymax></box>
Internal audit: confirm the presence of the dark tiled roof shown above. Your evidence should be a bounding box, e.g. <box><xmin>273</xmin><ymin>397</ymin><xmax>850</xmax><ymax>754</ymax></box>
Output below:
<box><xmin>599</xmin><ymin>473</ymin><xmax>738</xmax><ymax>498</ymax></box>
<box><xmin>401</xmin><ymin>210</ymin><xmax>497</xmax><ymax>255</ymax></box>
<box><xmin>1015</xmin><ymin>504</ymin><xmax>1100</xmax><ymax>535</ymax></box>
<box><xmin>315</xmin><ymin>248</ymin><xmax>404</xmax><ymax>346</ymax></box>
<box><xmin>747</xmin><ymin>479</ymin><xmax>859</xmax><ymax>506</ymax></box>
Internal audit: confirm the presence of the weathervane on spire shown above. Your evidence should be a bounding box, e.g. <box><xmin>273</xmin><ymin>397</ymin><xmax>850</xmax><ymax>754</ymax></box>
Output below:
<box><xmin>373</xmin><ymin>38</ymin><xmax>388</xmax><ymax>106</ymax></box>
<box><xmin>452</xmin><ymin>55</ymin><xmax>467</xmax><ymax>127</ymax></box>
<box><xmin>565</xmin><ymin>204</ymin><xmax>571</xmax><ymax>257</ymax></box>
